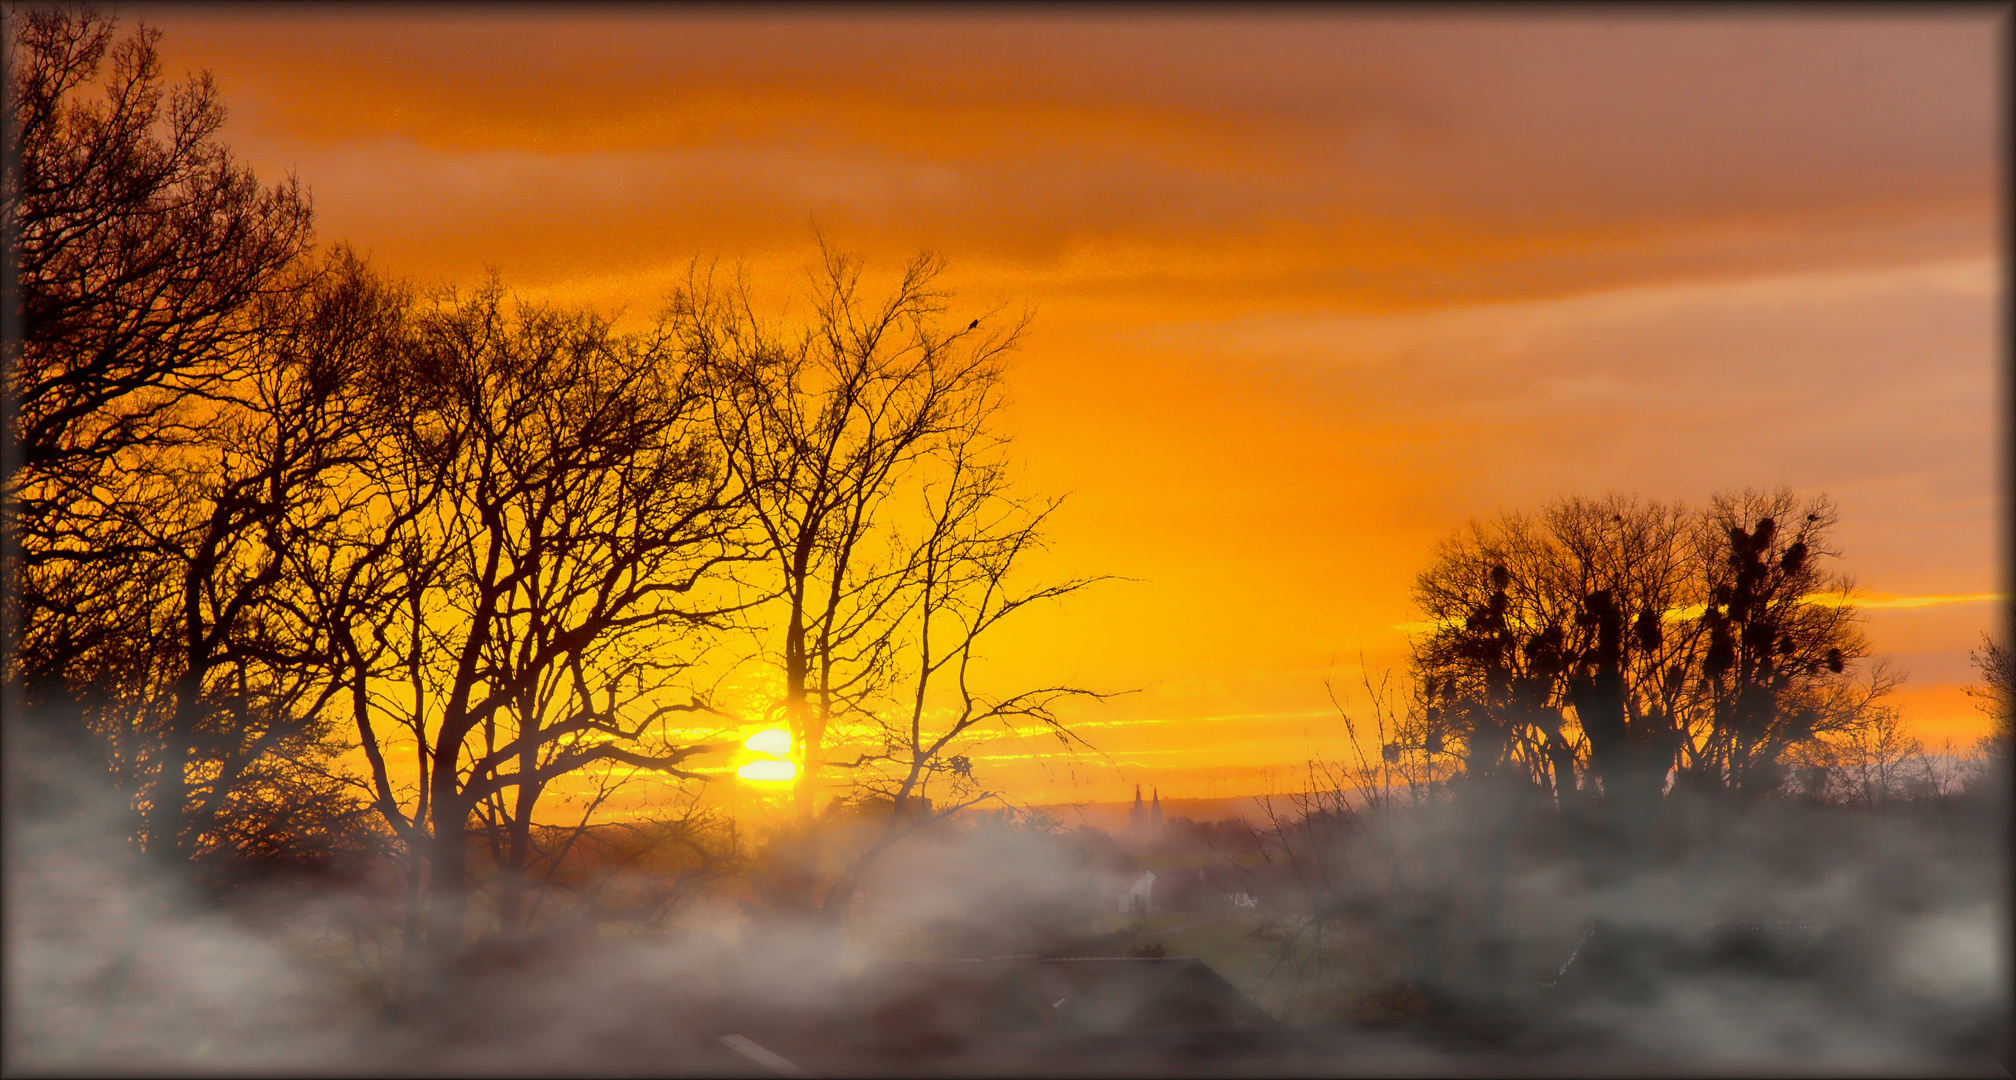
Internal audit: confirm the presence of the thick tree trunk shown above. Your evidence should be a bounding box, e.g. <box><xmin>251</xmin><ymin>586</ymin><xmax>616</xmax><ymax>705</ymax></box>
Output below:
<box><xmin>149</xmin><ymin>670</ymin><xmax>203</xmax><ymax>863</ymax></box>
<box><xmin>1471</xmin><ymin>776</ymin><xmax>1537</xmax><ymax>1012</ymax></box>
<box><xmin>497</xmin><ymin>707</ymin><xmax>540</xmax><ymax>933</ymax></box>
<box><xmin>1576</xmin><ymin>679</ymin><xmax>1650</xmax><ymax>886</ymax></box>
<box><xmin>425</xmin><ymin>793</ymin><xmax>471</xmax><ymax>961</ymax></box>
<box><xmin>498</xmin><ymin>781</ymin><xmax>540</xmax><ymax>933</ymax></box>
<box><xmin>1570</xmin><ymin>589</ymin><xmax>1670</xmax><ymax>888</ymax></box>
<box><xmin>393</xmin><ymin>851</ymin><xmax>427</xmax><ymax>1008</ymax></box>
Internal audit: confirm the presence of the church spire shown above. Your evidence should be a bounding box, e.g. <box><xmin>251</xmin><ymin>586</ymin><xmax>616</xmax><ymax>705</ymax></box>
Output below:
<box><xmin>1151</xmin><ymin>787</ymin><xmax>1163</xmax><ymax>827</ymax></box>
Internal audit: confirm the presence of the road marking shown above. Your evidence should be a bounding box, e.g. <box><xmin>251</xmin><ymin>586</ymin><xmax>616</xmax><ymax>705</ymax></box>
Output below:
<box><xmin>719</xmin><ymin>1034</ymin><xmax>815</xmax><ymax>1079</ymax></box>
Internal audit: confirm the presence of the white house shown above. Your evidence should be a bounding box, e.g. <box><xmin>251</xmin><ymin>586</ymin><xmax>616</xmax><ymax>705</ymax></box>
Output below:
<box><xmin>1120</xmin><ymin>870</ymin><xmax>1156</xmax><ymax>913</ymax></box>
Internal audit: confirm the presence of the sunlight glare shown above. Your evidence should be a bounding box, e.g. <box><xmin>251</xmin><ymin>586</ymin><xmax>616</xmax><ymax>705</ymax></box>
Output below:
<box><xmin>737</xmin><ymin>759</ymin><xmax>798</xmax><ymax>782</ymax></box>
<box><xmin>744</xmin><ymin>728</ymin><xmax>792</xmax><ymax>756</ymax></box>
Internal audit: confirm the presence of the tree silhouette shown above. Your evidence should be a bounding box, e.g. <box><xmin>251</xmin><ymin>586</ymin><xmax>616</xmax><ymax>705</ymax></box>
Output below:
<box><xmin>1967</xmin><ymin>609</ymin><xmax>2012</xmax><ymax>747</ymax></box>
<box><xmin>135</xmin><ymin>249</ymin><xmax>397</xmax><ymax>877</ymax></box>
<box><xmin>815</xmin><ymin>419</ymin><xmax>1108</xmax><ymax>916</ymax></box>
<box><xmin>673</xmin><ymin>247</ymin><xmax>1107</xmax><ymax>916</ymax></box>
<box><xmin>309</xmin><ymin>277</ymin><xmax>752</xmax><ymax>996</ymax></box>
<box><xmin>1964</xmin><ymin>610</ymin><xmax>2012</xmax><ymax>794</ymax></box>
<box><xmin>1686</xmin><ymin>491</ymin><xmax>1886</xmax><ymax>801</ymax></box>
<box><xmin>674</xmin><ymin>247</ymin><xmax>1025</xmax><ymax>822</ymax></box>
<box><xmin>2</xmin><ymin>9</ymin><xmax>387</xmax><ymax>889</ymax></box>
<box><xmin>1407</xmin><ymin>489</ymin><xmax>1886</xmax><ymax>885</ymax></box>
<box><xmin>5</xmin><ymin>8</ymin><xmax>311</xmax><ymax>692</ymax></box>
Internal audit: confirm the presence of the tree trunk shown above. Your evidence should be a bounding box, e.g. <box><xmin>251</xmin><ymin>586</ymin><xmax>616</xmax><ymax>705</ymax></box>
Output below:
<box><xmin>785</xmin><ymin>602</ymin><xmax>815</xmax><ymax>820</ymax></box>
<box><xmin>497</xmin><ymin>704</ymin><xmax>540</xmax><ymax>934</ymax></box>
<box><xmin>425</xmin><ymin>793</ymin><xmax>471</xmax><ymax>961</ymax></box>
<box><xmin>149</xmin><ymin>670</ymin><xmax>203</xmax><ymax>863</ymax></box>
<box><xmin>393</xmin><ymin>851</ymin><xmax>427</xmax><ymax>1009</ymax></box>
<box><xmin>498</xmin><ymin>776</ymin><xmax>542</xmax><ymax>934</ymax></box>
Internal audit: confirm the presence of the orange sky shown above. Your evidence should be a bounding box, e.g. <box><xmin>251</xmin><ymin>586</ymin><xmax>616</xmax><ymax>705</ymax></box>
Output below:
<box><xmin>137</xmin><ymin>8</ymin><xmax>2006</xmax><ymax>808</ymax></box>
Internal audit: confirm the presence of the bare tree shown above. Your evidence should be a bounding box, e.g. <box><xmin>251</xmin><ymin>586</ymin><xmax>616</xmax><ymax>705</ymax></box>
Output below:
<box><xmin>1407</xmin><ymin>489</ymin><xmax>1888</xmax><ymax>886</ymax></box>
<box><xmin>141</xmin><ymin>249</ymin><xmax>399</xmax><ymax>875</ymax></box>
<box><xmin>673</xmin><ymin>247</ymin><xmax>1110</xmax><ymax>918</ymax></box>
<box><xmin>1263</xmin><ymin>492</ymin><xmax>1892</xmax><ymax>1018</ymax></box>
<box><xmin>1684</xmin><ymin>490</ymin><xmax>1883</xmax><ymax>798</ymax></box>
<box><xmin>815</xmin><ymin>429</ymin><xmax>1107</xmax><ymax>916</ymax></box>
<box><xmin>1792</xmin><ymin>706</ymin><xmax>1929</xmax><ymax>809</ymax></box>
<box><xmin>2</xmin><ymin>8</ymin><xmax>384</xmax><ymax>886</ymax></box>
<box><xmin>2</xmin><ymin>242</ymin><xmax>394</xmax><ymax>886</ymax></box>
<box><xmin>0</xmin><ymin>243</ymin><xmax>400</xmax><ymax>1065</ymax></box>
<box><xmin>310</xmin><ymin>279</ymin><xmax>753</xmax><ymax>994</ymax></box>
<box><xmin>1967</xmin><ymin>611</ymin><xmax>2012</xmax><ymax>750</ymax></box>
<box><xmin>5</xmin><ymin>8</ymin><xmax>311</xmax><ymax>689</ymax></box>
<box><xmin>673</xmin><ymin>246</ymin><xmax>1027</xmax><ymax>821</ymax></box>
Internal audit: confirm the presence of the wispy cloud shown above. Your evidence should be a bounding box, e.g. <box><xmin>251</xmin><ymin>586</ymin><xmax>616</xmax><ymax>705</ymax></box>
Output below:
<box><xmin>1393</xmin><ymin>592</ymin><xmax>2006</xmax><ymax>633</ymax></box>
<box><xmin>1800</xmin><ymin>591</ymin><xmax>2006</xmax><ymax>610</ymax></box>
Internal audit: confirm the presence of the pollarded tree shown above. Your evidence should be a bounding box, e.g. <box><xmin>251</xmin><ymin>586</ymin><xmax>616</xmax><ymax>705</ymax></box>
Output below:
<box><xmin>1409</xmin><ymin>496</ymin><xmax>1698</xmax><ymax>814</ymax></box>
<box><xmin>1679</xmin><ymin>490</ymin><xmax>1886</xmax><ymax>800</ymax></box>
<box><xmin>1407</xmin><ymin>489</ymin><xmax>1885</xmax><ymax>878</ymax></box>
